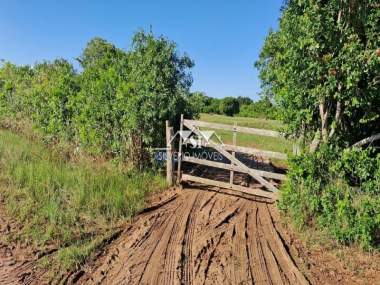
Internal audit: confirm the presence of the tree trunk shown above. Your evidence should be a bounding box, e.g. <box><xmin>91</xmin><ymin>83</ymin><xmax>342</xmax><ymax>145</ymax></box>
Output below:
<box><xmin>319</xmin><ymin>102</ymin><xmax>329</xmax><ymax>143</ymax></box>
<box><xmin>130</xmin><ymin>131</ymin><xmax>144</xmax><ymax>170</ymax></box>
<box><xmin>329</xmin><ymin>100</ymin><xmax>343</xmax><ymax>139</ymax></box>
<box><xmin>309</xmin><ymin>129</ymin><xmax>321</xmax><ymax>153</ymax></box>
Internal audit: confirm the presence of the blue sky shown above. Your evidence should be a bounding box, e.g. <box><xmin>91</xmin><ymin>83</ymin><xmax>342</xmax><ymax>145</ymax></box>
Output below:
<box><xmin>0</xmin><ymin>0</ymin><xmax>283</xmax><ymax>100</ymax></box>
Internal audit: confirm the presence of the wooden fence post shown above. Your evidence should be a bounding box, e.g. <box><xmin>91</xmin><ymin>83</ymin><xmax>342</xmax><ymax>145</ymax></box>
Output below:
<box><xmin>176</xmin><ymin>114</ymin><xmax>184</xmax><ymax>184</ymax></box>
<box><xmin>230</xmin><ymin>122</ymin><xmax>237</xmax><ymax>185</ymax></box>
<box><xmin>166</xmin><ymin>120</ymin><xmax>173</xmax><ymax>186</ymax></box>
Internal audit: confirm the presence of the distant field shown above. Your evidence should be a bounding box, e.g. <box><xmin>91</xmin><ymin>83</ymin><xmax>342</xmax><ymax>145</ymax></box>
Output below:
<box><xmin>198</xmin><ymin>114</ymin><xmax>293</xmax><ymax>166</ymax></box>
<box><xmin>200</xmin><ymin>113</ymin><xmax>284</xmax><ymax>131</ymax></box>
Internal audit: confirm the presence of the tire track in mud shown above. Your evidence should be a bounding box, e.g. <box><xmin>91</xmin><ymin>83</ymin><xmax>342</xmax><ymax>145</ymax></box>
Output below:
<box><xmin>77</xmin><ymin>189</ymin><xmax>309</xmax><ymax>285</ymax></box>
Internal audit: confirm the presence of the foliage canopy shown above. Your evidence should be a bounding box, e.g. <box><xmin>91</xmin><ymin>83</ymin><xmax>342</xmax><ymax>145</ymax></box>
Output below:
<box><xmin>0</xmin><ymin>31</ymin><xmax>195</xmax><ymax>168</ymax></box>
<box><xmin>256</xmin><ymin>0</ymin><xmax>380</xmax><ymax>147</ymax></box>
<box><xmin>257</xmin><ymin>0</ymin><xmax>380</xmax><ymax>249</ymax></box>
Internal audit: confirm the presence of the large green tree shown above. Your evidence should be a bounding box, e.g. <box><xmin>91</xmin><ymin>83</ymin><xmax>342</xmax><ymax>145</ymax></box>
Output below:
<box><xmin>0</xmin><ymin>62</ymin><xmax>34</xmax><ymax>117</ymax></box>
<box><xmin>219</xmin><ymin>97</ymin><xmax>240</xmax><ymax>116</ymax></box>
<box><xmin>123</xmin><ymin>31</ymin><xmax>194</xmax><ymax>166</ymax></box>
<box><xmin>189</xmin><ymin>91</ymin><xmax>210</xmax><ymax>114</ymax></box>
<box><xmin>30</xmin><ymin>59</ymin><xmax>78</xmax><ymax>136</ymax></box>
<box><xmin>73</xmin><ymin>38</ymin><xmax>129</xmax><ymax>154</ymax></box>
<box><xmin>1</xmin><ymin>32</ymin><xmax>196</xmax><ymax>168</ymax></box>
<box><xmin>256</xmin><ymin>0</ymin><xmax>380</xmax><ymax>150</ymax></box>
<box><xmin>257</xmin><ymin>0</ymin><xmax>380</xmax><ymax>249</ymax></box>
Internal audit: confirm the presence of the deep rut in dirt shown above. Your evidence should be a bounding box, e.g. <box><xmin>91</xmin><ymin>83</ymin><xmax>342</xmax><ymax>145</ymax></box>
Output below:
<box><xmin>76</xmin><ymin>189</ymin><xmax>309</xmax><ymax>285</ymax></box>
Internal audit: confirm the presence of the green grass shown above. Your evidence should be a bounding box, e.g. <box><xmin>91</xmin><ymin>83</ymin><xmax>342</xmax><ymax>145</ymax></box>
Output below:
<box><xmin>199</xmin><ymin>114</ymin><xmax>294</xmax><ymax>164</ymax></box>
<box><xmin>0</xmin><ymin>129</ymin><xmax>166</xmax><ymax>273</ymax></box>
<box><xmin>199</xmin><ymin>113</ymin><xmax>285</xmax><ymax>131</ymax></box>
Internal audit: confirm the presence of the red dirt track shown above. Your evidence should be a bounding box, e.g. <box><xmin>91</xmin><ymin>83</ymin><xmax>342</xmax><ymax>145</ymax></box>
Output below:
<box><xmin>76</xmin><ymin>189</ymin><xmax>309</xmax><ymax>285</ymax></box>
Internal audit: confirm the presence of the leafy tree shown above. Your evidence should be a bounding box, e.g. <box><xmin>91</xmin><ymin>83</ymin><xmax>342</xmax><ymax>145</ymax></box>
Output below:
<box><xmin>122</xmin><ymin>31</ymin><xmax>195</xmax><ymax>167</ymax></box>
<box><xmin>189</xmin><ymin>91</ymin><xmax>210</xmax><ymax>114</ymax></box>
<box><xmin>72</xmin><ymin>38</ymin><xmax>129</xmax><ymax>154</ymax></box>
<box><xmin>237</xmin><ymin>96</ymin><xmax>253</xmax><ymax>106</ymax></box>
<box><xmin>257</xmin><ymin>0</ymin><xmax>380</xmax><ymax>250</ymax></box>
<box><xmin>29</xmin><ymin>59</ymin><xmax>78</xmax><ymax>136</ymax></box>
<box><xmin>219</xmin><ymin>97</ymin><xmax>239</xmax><ymax>116</ymax></box>
<box><xmin>203</xmin><ymin>98</ymin><xmax>221</xmax><ymax>114</ymax></box>
<box><xmin>0</xmin><ymin>62</ymin><xmax>34</xmax><ymax>116</ymax></box>
<box><xmin>239</xmin><ymin>97</ymin><xmax>278</xmax><ymax>119</ymax></box>
<box><xmin>77</xmin><ymin>37</ymin><xmax>125</xmax><ymax>69</ymax></box>
<box><xmin>1</xmin><ymin>32</ymin><xmax>195</xmax><ymax>169</ymax></box>
<box><xmin>256</xmin><ymin>0</ymin><xmax>380</xmax><ymax>149</ymax></box>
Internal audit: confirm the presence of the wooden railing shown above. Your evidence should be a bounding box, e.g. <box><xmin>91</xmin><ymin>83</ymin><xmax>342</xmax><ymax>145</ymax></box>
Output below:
<box><xmin>166</xmin><ymin>115</ymin><xmax>290</xmax><ymax>201</ymax></box>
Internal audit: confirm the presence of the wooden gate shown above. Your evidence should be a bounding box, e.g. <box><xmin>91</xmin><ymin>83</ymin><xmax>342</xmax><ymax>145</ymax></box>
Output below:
<box><xmin>166</xmin><ymin>115</ymin><xmax>289</xmax><ymax>201</ymax></box>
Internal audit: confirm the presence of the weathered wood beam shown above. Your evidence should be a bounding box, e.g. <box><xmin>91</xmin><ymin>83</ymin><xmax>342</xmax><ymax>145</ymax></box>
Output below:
<box><xmin>181</xmin><ymin>174</ymin><xmax>277</xmax><ymax>200</ymax></box>
<box><xmin>230</xmin><ymin>122</ymin><xmax>237</xmax><ymax>185</ymax></box>
<box><xmin>165</xmin><ymin>120</ymin><xmax>174</xmax><ymax>186</ymax></box>
<box><xmin>223</xmin><ymin>144</ymin><xmax>287</xmax><ymax>160</ymax></box>
<box><xmin>182</xmin><ymin>156</ymin><xmax>287</xmax><ymax>181</ymax></box>
<box><xmin>176</xmin><ymin>114</ymin><xmax>184</xmax><ymax>184</ymax></box>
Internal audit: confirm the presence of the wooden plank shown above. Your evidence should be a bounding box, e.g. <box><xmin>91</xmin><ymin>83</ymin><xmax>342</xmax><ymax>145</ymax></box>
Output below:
<box><xmin>182</xmin><ymin>156</ymin><xmax>286</xmax><ymax>181</ymax></box>
<box><xmin>230</xmin><ymin>122</ymin><xmax>237</xmax><ymax>185</ymax></box>
<box><xmin>184</xmin><ymin>119</ymin><xmax>281</xmax><ymax>138</ymax></box>
<box><xmin>223</xmin><ymin>144</ymin><xmax>287</xmax><ymax>160</ymax></box>
<box><xmin>182</xmin><ymin>174</ymin><xmax>277</xmax><ymax>200</ymax></box>
<box><xmin>165</xmin><ymin>121</ymin><xmax>173</xmax><ymax>186</ymax></box>
<box><xmin>194</xmin><ymin>141</ymin><xmax>287</xmax><ymax>160</ymax></box>
<box><xmin>184</xmin><ymin>121</ymin><xmax>278</xmax><ymax>192</ymax></box>
<box><xmin>176</xmin><ymin>114</ymin><xmax>184</xmax><ymax>184</ymax></box>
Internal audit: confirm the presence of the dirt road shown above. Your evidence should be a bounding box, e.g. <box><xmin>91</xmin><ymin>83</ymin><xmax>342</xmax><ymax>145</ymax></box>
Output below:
<box><xmin>76</xmin><ymin>189</ymin><xmax>309</xmax><ymax>285</ymax></box>
<box><xmin>0</xmin><ymin>198</ymin><xmax>38</xmax><ymax>285</ymax></box>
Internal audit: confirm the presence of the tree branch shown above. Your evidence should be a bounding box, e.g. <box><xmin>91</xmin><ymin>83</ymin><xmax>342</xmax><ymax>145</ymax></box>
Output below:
<box><xmin>352</xmin><ymin>134</ymin><xmax>380</xmax><ymax>147</ymax></box>
<box><xmin>328</xmin><ymin>100</ymin><xmax>342</xmax><ymax>139</ymax></box>
<box><xmin>319</xmin><ymin>102</ymin><xmax>329</xmax><ymax>142</ymax></box>
<box><xmin>309</xmin><ymin>129</ymin><xmax>321</xmax><ymax>153</ymax></box>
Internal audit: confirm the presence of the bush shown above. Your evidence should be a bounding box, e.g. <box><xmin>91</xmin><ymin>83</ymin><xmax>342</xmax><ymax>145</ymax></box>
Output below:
<box><xmin>238</xmin><ymin>97</ymin><xmax>278</xmax><ymax>119</ymax></box>
<box><xmin>123</xmin><ymin>31</ymin><xmax>195</xmax><ymax>167</ymax></box>
<box><xmin>0</xmin><ymin>62</ymin><xmax>34</xmax><ymax>117</ymax></box>
<box><xmin>188</xmin><ymin>93</ymin><xmax>221</xmax><ymax>115</ymax></box>
<box><xmin>71</xmin><ymin>38</ymin><xmax>130</xmax><ymax>155</ymax></box>
<box><xmin>279</xmin><ymin>145</ymin><xmax>380</xmax><ymax>249</ymax></box>
<box><xmin>203</xmin><ymin>98</ymin><xmax>221</xmax><ymax>114</ymax></box>
<box><xmin>0</xmin><ymin>128</ymin><xmax>167</xmax><ymax>270</ymax></box>
<box><xmin>237</xmin><ymin>96</ymin><xmax>253</xmax><ymax>106</ymax></box>
<box><xmin>219</xmin><ymin>97</ymin><xmax>239</xmax><ymax>116</ymax></box>
<box><xmin>189</xmin><ymin>92</ymin><xmax>211</xmax><ymax>114</ymax></box>
<box><xmin>0</xmin><ymin>31</ymin><xmax>196</xmax><ymax>168</ymax></box>
<box><xmin>30</xmin><ymin>59</ymin><xmax>78</xmax><ymax>137</ymax></box>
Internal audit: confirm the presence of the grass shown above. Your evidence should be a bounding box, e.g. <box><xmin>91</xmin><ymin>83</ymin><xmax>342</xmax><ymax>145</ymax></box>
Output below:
<box><xmin>199</xmin><ymin>113</ymin><xmax>294</xmax><ymax>167</ymax></box>
<box><xmin>0</xmin><ymin>128</ymin><xmax>166</xmax><ymax>273</ymax></box>
<box><xmin>199</xmin><ymin>113</ymin><xmax>285</xmax><ymax>131</ymax></box>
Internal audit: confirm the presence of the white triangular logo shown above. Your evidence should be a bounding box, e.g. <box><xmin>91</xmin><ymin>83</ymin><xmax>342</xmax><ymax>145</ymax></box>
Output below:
<box><xmin>180</xmin><ymin>130</ymin><xmax>193</xmax><ymax>140</ymax></box>
<box><xmin>200</xmin><ymin>131</ymin><xmax>214</xmax><ymax>142</ymax></box>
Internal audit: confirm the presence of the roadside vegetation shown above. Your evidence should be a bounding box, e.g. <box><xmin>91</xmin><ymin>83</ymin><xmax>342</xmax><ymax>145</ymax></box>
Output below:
<box><xmin>190</xmin><ymin>92</ymin><xmax>278</xmax><ymax>119</ymax></box>
<box><xmin>0</xmin><ymin>30</ymin><xmax>190</xmax><ymax>274</ymax></box>
<box><xmin>0</xmin><ymin>5</ymin><xmax>378</xmax><ymax>282</ymax></box>
<box><xmin>0</xmin><ymin>127</ymin><xmax>166</xmax><ymax>273</ymax></box>
<box><xmin>0</xmin><ymin>30</ymin><xmax>195</xmax><ymax>169</ymax></box>
<box><xmin>257</xmin><ymin>0</ymin><xmax>380</xmax><ymax>249</ymax></box>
